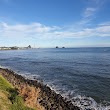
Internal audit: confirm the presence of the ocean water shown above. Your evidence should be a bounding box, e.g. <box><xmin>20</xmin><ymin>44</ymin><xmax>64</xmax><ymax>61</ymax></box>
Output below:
<box><xmin>0</xmin><ymin>47</ymin><xmax>110</xmax><ymax>110</ymax></box>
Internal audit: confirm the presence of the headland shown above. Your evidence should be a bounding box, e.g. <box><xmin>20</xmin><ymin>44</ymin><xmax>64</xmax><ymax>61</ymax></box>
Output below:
<box><xmin>0</xmin><ymin>67</ymin><xmax>80</xmax><ymax>110</ymax></box>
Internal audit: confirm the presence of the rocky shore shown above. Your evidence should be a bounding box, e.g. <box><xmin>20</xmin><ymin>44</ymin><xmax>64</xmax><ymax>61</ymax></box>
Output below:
<box><xmin>0</xmin><ymin>68</ymin><xmax>80</xmax><ymax>110</ymax></box>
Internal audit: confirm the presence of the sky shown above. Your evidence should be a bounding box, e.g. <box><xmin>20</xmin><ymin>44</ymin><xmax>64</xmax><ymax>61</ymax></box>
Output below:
<box><xmin>0</xmin><ymin>0</ymin><xmax>110</xmax><ymax>48</ymax></box>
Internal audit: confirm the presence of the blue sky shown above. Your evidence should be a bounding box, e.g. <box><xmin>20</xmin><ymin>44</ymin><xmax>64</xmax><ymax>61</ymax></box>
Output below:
<box><xmin>0</xmin><ymin>0</ymin><xmax>110</xmax><ymax>47</ymax></box>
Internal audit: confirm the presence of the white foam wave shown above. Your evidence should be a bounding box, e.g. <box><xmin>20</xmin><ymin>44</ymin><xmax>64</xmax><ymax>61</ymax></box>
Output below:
<box><xmin>17</xmin><ymin>72</ymin><xmax>41</xmax><ymax>80</ymax></box>
<box><xmin>44</xmin><ymin>81</ymin><xmax>110</xmax><ymax>110</ymax></box>
<box><xmin>70</xmin><ymin>95</ymin><xmax>110</xmax><ymax>110</ymax></box>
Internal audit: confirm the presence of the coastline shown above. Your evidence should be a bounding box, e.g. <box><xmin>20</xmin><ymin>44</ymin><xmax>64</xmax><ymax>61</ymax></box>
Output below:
<box><xmin>0</xmin><ymin>67</ymin><xmax>80</xmax><ymax>110</ymax></box>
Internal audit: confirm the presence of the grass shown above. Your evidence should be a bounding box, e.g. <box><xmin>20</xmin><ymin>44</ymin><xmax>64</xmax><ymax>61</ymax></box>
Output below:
<box><xmin>0</xmin><ymin>75</ymin><xmax>35</xmax><ymax>110</ymax></box>
<box><xmin>0</xmin><ymin>75</ymin><xmax>13</xmax><ymax>91</ymax></box>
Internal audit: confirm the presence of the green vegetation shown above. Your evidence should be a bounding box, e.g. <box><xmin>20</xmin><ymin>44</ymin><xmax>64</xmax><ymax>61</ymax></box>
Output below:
<box><xmin>0</xmin><ymin>75</ymin><xmax>35</xmax><ymax>110</ymax></box>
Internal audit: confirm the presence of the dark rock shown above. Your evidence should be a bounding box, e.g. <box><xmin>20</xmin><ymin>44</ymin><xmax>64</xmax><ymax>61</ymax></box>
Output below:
<box><xmin>56</xmin><ymin>46</ymin><xmax>59</xmax><ymax>48</ymax></box>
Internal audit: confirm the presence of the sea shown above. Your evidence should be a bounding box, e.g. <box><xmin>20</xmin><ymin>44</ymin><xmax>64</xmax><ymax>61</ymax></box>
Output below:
<box><xmin>0</xmin><ymin>47</ymin><xmax>110</xmax><ymax>110</ymax></box>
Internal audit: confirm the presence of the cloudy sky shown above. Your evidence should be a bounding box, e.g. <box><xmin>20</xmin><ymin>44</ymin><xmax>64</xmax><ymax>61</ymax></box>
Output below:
<box><xmin>0</xmin><ymin>0</ymin><xmax>110</xmax><ymax>47</ymax></box>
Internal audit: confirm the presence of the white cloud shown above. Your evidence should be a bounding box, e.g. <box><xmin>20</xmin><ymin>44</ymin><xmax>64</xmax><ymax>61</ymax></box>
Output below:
<box><xmin>0</xmin><ymin>22</ymin><xmax>61</xmax><ymax>40</ymax></box>
<box><xmin>83</xmin><ymin>7</ymin><xmax>96</xmax><ymax>18</ymax></box>
<box><xmin>98</xmin><ymin>22</ymin><xmax>110</xmax><ymax>26</ymax></box>
<box><xmin>80</xmin><ymin>0</ymin><xmax>105</xmax><ymax>26</ymax></box>
<box><xmin>53</xmin><ymin>26</ymin><xmax>110</xmax><ymax>38</ymax></box>
<box><xmin>96</xmin><ymin>25</ymin><xmax>110</xmax><ymax>33</ymax></box>
<box><xmin>1</xmin><ymin>22</ymin><xmax>58</xmax><ymax>33</ymax></box>
<box><xmin>0</xmin><ymin>22</ymin><xmax>110</xmax><ymax>40</ymax></box>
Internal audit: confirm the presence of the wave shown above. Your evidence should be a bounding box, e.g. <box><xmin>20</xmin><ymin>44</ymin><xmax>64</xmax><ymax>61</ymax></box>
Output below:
<box><xmin>42</xmin><ymin>79</ymin><xmax>110</xmax><ymax>110</ymax></box>
<box><xmin>30</xmin><ymin>61</ymin><xmax>50</xmax><ymax>65</ymax></box>
<box><xmin>49</xmin><ymin>86</ymin><xmax>110</xmax><ymax>110</ymax></box>
<box><xmin>71</xmin><ymin>95</ymin><xmax>110</xmax><ymax>110</ymax></box>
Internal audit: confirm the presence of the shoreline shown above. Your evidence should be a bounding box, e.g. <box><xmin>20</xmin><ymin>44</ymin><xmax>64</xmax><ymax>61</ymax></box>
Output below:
<box><xmin>0</xmin><ymin>67</ymin><xmax>80</xmax><ymax>110</ymax></box>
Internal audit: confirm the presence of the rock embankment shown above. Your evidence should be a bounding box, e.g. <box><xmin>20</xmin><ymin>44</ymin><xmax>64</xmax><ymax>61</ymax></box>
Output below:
<box><xmin>0</xmin><ymin>68</ymin><xmax>80</xmax><ymax>110</ymax></box>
